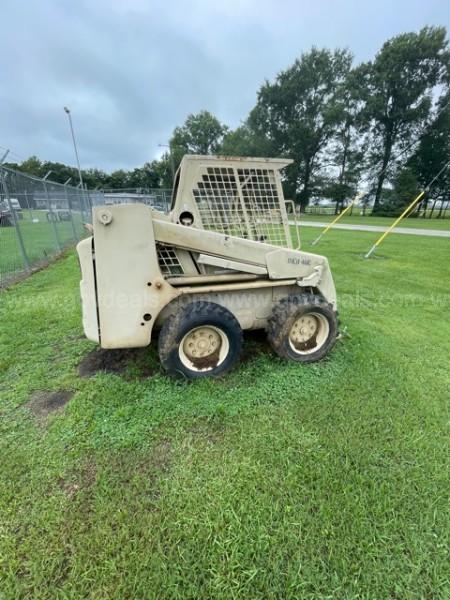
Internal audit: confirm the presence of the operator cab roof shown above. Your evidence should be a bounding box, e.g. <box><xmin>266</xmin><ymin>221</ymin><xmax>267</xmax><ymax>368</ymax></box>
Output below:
<box><xmin>179</xmin><ymin>155</ymin><xmax>294</xmax><ymax>170</ymax></box>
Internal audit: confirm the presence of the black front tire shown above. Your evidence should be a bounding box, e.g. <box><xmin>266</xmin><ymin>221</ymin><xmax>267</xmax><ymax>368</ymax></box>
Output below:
<box><xmin>267</xmin><ymin>294</ymin><xmax>338</xmax><ymax>363</ymax></box>
<box><xmin>158</xmin><ymin>301</ymin><xmax>243</xmax><ymax>380</ymax></box>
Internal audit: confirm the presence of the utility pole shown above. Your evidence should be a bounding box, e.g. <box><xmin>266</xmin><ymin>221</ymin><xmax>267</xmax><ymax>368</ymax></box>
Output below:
<box><xmin>63</xmin><ymin>106</ymin><xmax>84</xmax><ymax>189</ymax></box>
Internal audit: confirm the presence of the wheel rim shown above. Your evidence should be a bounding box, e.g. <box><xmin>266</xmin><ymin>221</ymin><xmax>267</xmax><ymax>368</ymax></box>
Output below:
<box><xmin>179</xmin><ymin>326</ymin><xmax>229</xmax><ymax>372</ymax></box>
<box><xmin>288</xmin><ymin>312</ymin><xmax>330</xmax><ymax>355</ymax></box>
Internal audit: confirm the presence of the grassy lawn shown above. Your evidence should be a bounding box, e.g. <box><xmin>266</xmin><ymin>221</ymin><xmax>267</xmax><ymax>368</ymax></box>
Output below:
<box><xmin>1</xmin><ymin>227</ymin><xmax>449</xmax><ymax>598</ymax></box>
<box><xmin>299</xmin><ymin>213</ymin><xmax>450</xmax><ymax>230</ymax></box>
<box><xmin>0</xmin><ymin>211</ymin><xmax>84</xmax><ymax>285</ymax></box>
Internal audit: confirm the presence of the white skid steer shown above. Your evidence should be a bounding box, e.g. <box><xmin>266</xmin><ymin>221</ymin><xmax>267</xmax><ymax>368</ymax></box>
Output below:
<box><xmin>77</xmin><ymin>155</ymin><xmax>338</xmax><ymax>379</ymax></box>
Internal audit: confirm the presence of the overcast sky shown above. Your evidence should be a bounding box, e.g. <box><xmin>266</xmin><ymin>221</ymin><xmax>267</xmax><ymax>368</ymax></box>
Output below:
<box><xmin>1</xmin><ymin>0</ymin><xmax>449</xmax><ymax>172</ymax></box>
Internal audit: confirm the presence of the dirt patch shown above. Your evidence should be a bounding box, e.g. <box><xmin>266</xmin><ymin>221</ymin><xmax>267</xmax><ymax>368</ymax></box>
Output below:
<box><xmin>77</xmin><ymin>331</ymin><xmax>270</xmax><ymax>378</ymax></box>
<box><xmin>26</xmin><ymin>390</ymin><xmax>73</xmax><ymax>423</ymax></box>
<box><xmin>241</xmin><ymin>329</ymin><xmax>272</xmax><ymax>364</ymax></box>
<box><xmin>78</xmin><ymin>347</ymin><xmax>157</xmax><ymax>379</ymax></box>
<box><xmin>190</xmin><ymin>347</ymin><xmax>221</xmax><ymax>370</ymax></box>
<box><xmin>291</xmin><ymin>331</ymin><xmax>318</xmax><ymax>352</ymax></box>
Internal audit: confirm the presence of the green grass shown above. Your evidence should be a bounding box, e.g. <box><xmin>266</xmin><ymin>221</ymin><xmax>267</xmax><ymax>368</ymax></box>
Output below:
<box><xmin>0</xmin><ymin>211</ymin><xmax>84</xmax><ymax>284</ymax></box>
<box><xmin>299</xmin><ymin>212</ymin><xmax>450</xmax><ymax>230</ymax></box>
<box><xmin>1</xmin><ymin>228</ymin><xmax>450</xmax><ymax>598</ymax></box>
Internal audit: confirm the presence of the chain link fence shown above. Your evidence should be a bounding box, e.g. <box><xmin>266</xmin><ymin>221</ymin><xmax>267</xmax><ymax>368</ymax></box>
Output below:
<box><xmin>0</xmin><ymin>165</ymin><xmax>173</xmax><ymax>287</ymax></box>
<box><xmin>0</xmin><ymin>165</ymin><xmax>95</xmax><ymax>287</ymax></box>
<box><xmin>97</xmin><ymin>189</ymin><xmax>172</xmax><ymax>213</ymax></box>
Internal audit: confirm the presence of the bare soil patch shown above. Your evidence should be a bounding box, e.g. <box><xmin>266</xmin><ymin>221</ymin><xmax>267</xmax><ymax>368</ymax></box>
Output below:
<box><xmin>78</xmin><ymin>347</ymin><xmax>157</xmax><ymax>379</ymax></box>
<box><xmin>26</xmin><ymin>390</ymin><xmax>73</xmax><ymax>423</ymax></box>
<box><xmin>77</xmin><ymin>331</ymin><xmax>270</xmax><ymax>379</ymax></box>
<box><xmin>241</xmin><ymin>329</ymin><xmax>272</xmax><ymax>364</ymax></box>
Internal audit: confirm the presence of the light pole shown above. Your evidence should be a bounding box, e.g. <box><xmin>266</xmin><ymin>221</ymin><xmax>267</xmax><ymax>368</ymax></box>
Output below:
<box><xmin>63</xmin><ymin>106</ymin><xmax>84</xmax><ymax>189</ymax></box>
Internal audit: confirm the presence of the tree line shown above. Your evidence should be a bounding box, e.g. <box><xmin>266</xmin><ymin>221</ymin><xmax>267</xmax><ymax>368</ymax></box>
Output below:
<box><xmin>6</xmin><ymin>26</ymin><xmax>450</xmax><ymax>216</ymax></box>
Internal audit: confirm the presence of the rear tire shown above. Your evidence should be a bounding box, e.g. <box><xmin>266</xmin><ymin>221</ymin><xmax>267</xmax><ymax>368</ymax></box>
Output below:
<box><xmin>267</xmin><ymin>294</ymin><xmax>338</xmax><ymax>363</ymax></box>
<box><xmin>158</xmin><ymin>301</ymin><xmax>243</xmax><ymax>380</ymax></box>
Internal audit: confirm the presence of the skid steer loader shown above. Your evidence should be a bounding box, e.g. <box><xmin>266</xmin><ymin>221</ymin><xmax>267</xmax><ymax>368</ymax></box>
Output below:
<box><xmin>77</xmin><ymin>155</ymin><xmax>338</xmax><ymax>379</ymax></box>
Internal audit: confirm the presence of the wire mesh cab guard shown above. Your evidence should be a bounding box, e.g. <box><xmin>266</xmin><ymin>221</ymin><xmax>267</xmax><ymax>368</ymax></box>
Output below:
<box><xmin>170</xmin><ymin>155</ymin><xmax>294</xmax><ymax>248</ymax></box>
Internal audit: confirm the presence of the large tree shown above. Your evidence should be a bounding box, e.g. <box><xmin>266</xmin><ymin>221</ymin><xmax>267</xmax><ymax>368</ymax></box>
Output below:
<box><xmin>162</xmin><ymin>110</ymin><xmax>229</xmax><ymax>185</ymax></box>
<box><xmin>150</xmin><ymin>155</ymin><xmax>173</xmax><ymax>189</ymax></box>
<box><xmin>17</xmin><ymin>156</ymin><xmax>44</xmax><ymax>177</ymax></box>
<box><xmin>106</xmin><ymin>169</ymin><xmax>129</xmax><ymax>189</ymax></box>
<box><xmin>219</xmin><ymin>124</ymin><xmax>271</xmax><ymax>157</ymax></box>
<box><xmin>383</xmin><ymin>166</ymin><xmax>421</xmax><ymax>217</ymax></box>
<box><xmin>170</xmin><ymin>110</ymin><xmax>228</xmax><ymax>158</ymax></box>
<box><xmin>323</xmin><ymin>69</ymin><xmax>365</xmax><ymax>212</ymax></box>
<box><xmin>125</xmin><ymin>163</ymin><xmax>160</xmax><ymax>190</ymax></box>
<box><xmin>248</xmin><ymin>47</ymin><xmax>353</xmax><ymax>209</ymax></box>
<box><xmin>408</xmin><ymin>89</ymin><xmax>450</xmax><ymax>216</ymax></box>
<box><xmin>356</xmin><ymin>26</ymin><xmax>449</xmax><ymax>212</ymax></box>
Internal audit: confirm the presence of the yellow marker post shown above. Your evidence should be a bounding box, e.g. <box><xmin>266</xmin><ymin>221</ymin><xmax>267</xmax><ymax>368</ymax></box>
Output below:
<box><xmin>364</xmin><ymin>160</ymin><xmax>449</xmax><ymax>258</ymax></box>
<box><xmin>364</xmin><ymin>191</ymin><xmax>425</xmax><ymax>258</ymax></box>
<box><xmin>311</xmin><ymin>192</ymin><xmax>365</xmax><ymax>246</ymax></box>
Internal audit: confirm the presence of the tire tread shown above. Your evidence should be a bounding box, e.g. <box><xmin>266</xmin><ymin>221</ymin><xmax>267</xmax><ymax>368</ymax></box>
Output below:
<box><xmin>267</xmin><ymin>293</ymin><xmax>337</xmax><ymax>363</ymax></box>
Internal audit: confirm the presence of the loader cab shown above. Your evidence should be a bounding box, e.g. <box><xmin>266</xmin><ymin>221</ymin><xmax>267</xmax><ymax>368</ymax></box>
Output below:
<box><xmin>169</xmin><ymin>154</ymin><xmax>294</xmax><ymax>248</ymax></box>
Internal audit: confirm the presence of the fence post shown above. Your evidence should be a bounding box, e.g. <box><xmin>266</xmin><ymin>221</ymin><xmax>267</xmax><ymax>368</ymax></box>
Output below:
<box><xmin>44</xmin><ymin>181</ymin><xmax>62</xmax><ymax>252</ymax></box>
<box><xmin>25</xmin><ymin>190</ymin><xmax>33</xmax><ymax>220</ymax></box>
<box><xmin>64</xmin><ymin>185</ymin><xmax>79</xmax><ymax>241</ymax></box>
<box><xmin>1</xmin><ymin>168</ymin><xmax>30</xmax><ymax>271</ymax></box>
<box><xmin>83</xmin><ymin>186</ymin><xmax>92</xmax><ymax>222</ymax></box>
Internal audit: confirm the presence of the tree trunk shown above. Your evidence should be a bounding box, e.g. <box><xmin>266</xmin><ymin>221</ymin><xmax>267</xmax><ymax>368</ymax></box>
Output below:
<box><xmin>420</xmin><ymin>197</ymin><xmax>428</xmax><ymax>219</ymax></box>
<box><xmin>373</xmin><ymin>129</ymin><xmax>394</xmax><ymax>212</ymax></box>
<box><xmin>300</xmin><ymin>161</ymin><xmax>312</xmax><ymax>211</ymax></box>
<box><xmin>335</xmin><ymin>124</ymin><xmax>350</xmax><ymax>215</ymax></box>
<box><xmin>429</xmin><ymin>199</ymin><xmax>437</xmax><ymax>218</ymax></box>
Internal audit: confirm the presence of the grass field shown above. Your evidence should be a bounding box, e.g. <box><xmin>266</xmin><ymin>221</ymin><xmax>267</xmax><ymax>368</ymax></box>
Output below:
<box><xmin>1</xmin><ymin>227</ymin><xmax>449</xmax><ymax>598</ymax></box>
<box><xmin>299</xmin><ymin>213</ymin><xmax>450</xmax><ymax>230</ymax></box>
<box><xmin>0</xmin><ymin>211</ymin><xmax>84</xmax><ymax>285</ymax></box>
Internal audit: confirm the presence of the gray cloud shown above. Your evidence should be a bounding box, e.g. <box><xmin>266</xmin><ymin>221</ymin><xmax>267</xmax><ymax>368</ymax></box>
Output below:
<box><xmin>1</xmin><ymin>0</ymin><xmax>449</xmax><ymax>171</ymax></box>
